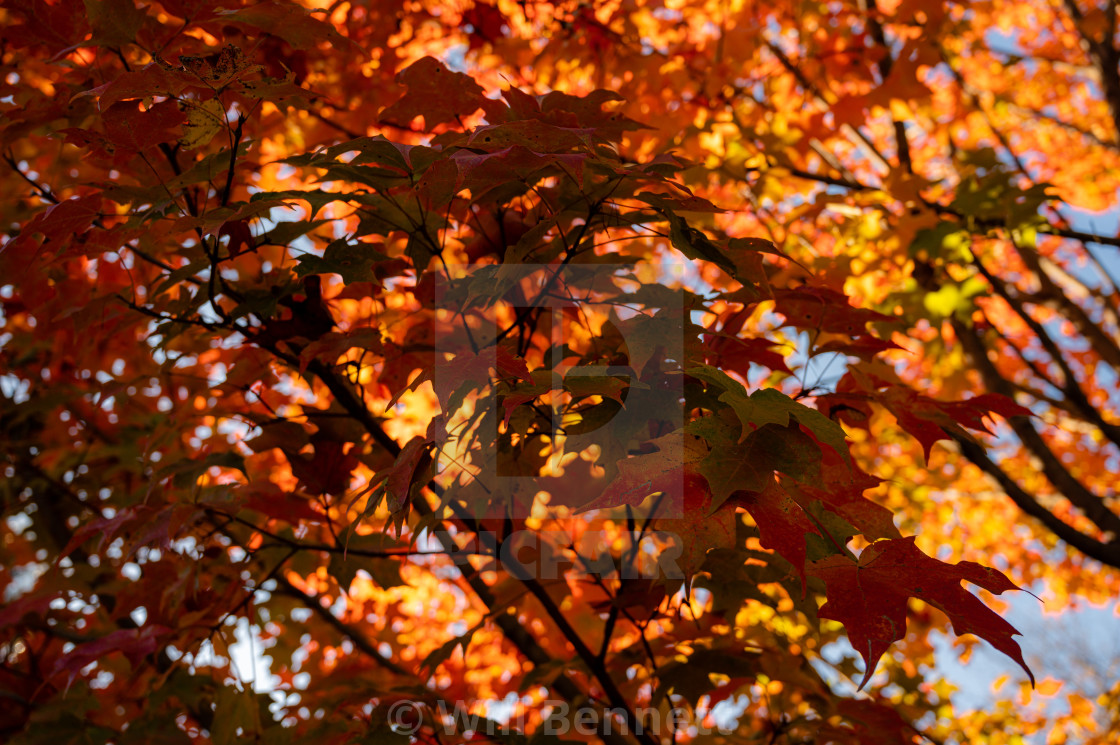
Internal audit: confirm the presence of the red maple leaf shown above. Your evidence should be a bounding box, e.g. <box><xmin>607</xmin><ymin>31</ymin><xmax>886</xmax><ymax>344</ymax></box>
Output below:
<box><xmin>379</xmin><ymin>56</ymin><xmax>497</xmax><ymax>130</ymax></box>
<box><xmin>811</xmin><ymin>536</ymin><xmax>1033</xmax><ymax>690</ymax></box>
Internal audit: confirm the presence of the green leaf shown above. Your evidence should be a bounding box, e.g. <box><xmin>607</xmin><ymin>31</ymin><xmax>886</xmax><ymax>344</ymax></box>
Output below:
<box><xmin>751</xmin><ymin>389</ymin><xmax>849</xmax><ymax>464</ymax></box>
<box><xmin>910</xmin><ymin>222</ymin><xmax>971</xmax><ymax>262</ymax></box>
<box><xmin>695</xmin><ymin>422</ymin><xmax>822</xmax><ymax>508</ymax></box>
<box><xmin>803</xmin><ymin>500</ymin><xmax>860</xmax><ymax>560</ymax></box>
<box><xmin>686</xmin><ymin>365</ymin><xmax>790</xmax><ymax>441</ymax></box>
<box><xmin>685</xmin><ymin>367</ymin><xmax>848</xmax><ymax>461</ymax></box>
<box><xmin>922</xmin><ymin>276</ymin><xmax>987</xmax><ymax>320</ymax></box>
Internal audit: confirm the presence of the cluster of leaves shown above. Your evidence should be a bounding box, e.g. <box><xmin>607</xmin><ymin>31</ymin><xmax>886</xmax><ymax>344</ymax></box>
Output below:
<box><xmin>2</xmin><ymin>1</ymin><xmax>1118</xmax><ymax>744</ymax></box>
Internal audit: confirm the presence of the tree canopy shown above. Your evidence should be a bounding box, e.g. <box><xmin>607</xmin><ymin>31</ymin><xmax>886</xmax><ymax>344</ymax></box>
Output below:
<box><xmin>2</xmin><ymin>1</ymin><xmax>1119</xmax><ymax>743</ymax></box>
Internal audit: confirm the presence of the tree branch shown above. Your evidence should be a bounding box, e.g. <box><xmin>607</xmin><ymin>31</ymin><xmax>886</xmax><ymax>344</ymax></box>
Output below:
<box><xmin>952</xmin><ymin>319</ymin><xmax>1120</xmax><ymax>539</ymax></box>
<box><xmin>950</xmin><ymin>433</ymin><xmax>1120</xmax><ymax>568</ymax></box>
<box><xmin>863</xmin><ymin>0</ymin><xmax>912</xmax><ymax>172</ymax></box>
<box><xmin>1063</xmin><ymin>0</ymin><xmax>1120</xmax><ymax>137</ymax></box>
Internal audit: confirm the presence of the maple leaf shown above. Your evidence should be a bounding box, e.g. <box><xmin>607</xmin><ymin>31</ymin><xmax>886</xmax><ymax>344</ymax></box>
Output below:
<box><xmin>378</xmin><ymin>435</ymin><xmax>431</xmax><ymax>515</ymax></box>
<box><xmin>452</xmin><ymin>146</ymin><xmax>587</xmax><ymax>203</ymax></box>
<box><xmin>790</xmin><ymin>446</ymin><xmax>899</xmax><ymax>543</ymax></box>
<box><xmin>218</xmin><ymin>218</ymin><xmax>254</xmax><ymax>257</ymax></box>
<box><xmin>651</xmin><ymin>647</ymin><xmax>761</xmax><ymax>706</ymax></box>
<box><xmin>178</xmin><ymin>97</ymin><xmax>225</xmax><ymax>150</ymax></box>
<box><xmin>86</xmin><ymin>0</ymin><xmax>144</xmax><ymax>48</ymax></box>
<box><xmin>286</xmin><ymin>433</ymin><xmax>359</xmax><ymax>497</ymax></box>
<box><xmin>461</xmin><ymin>2</ymin><xmax>506</xmax><ymax>50</ymax></box>
<box><xmin>817</xmin><ymin>335</ymin><xmax>904</xmax><ymax>360</ymax></box>
<box><xmin>940</xmin><ymin>393</ymin><xmax>1033</xmax><ymax>432</ymax></box>
<box><xmin>694</xmin><ymin>420</ymin><xmax>822</xmax><ymax>508</ymax></box>
<box><xmin>654</xmin><ymin>470</ymin><xmax>739</xmax><ymax>585</ymax></box>
<box><xmin>687</xmin><ymin>365</ymin><xmax>849</xmax><ymax>459</ymax></box>
<box><xmin>467</xmin><ymin>119</ymin><xmax>595</xmax><ymax>152</ymax></box>
<box><xmin>0</xmin><ymin>591</ymin><xmax>62</xmax><ymax>628</ymax></box>
<box><xmin>379</xmin><ymin>56</ymin><xmax>494</xmax><ymax>130</ymax></box>
<box><xmin>578</xmin><ymin>434</ymin><xmax>697</xmax><ymax>512</ymax></box>
<box><xmin>101</xmin><ymin>98</ymin><xmax>188</xmax><ymax>152</ymax></box>
<box><xmin>703</xmin><ymin>332</ymin><xmax>792</xmax><ymax>376</ymax></box>
<box><xmin>537</xmin><ymin>88</ymin><xmax>648</xmax><ymax>135</ymax></box>
<box><xmin>434</xmin><ymin>345</ymin><xmax>532</xmax><ymax>405</ymax></box>
<box><xmin>51</xmin><ymin>625</ymin><xmax>174</xmax><ymax>684</ymax></box>
<box><xmin>294</xmin><ymin>239</ymin><xmax>389</xmax><ymax>284</ymax></box>
<box><xmin>16</xmin><ymin>194</ymin><xmax>101</xmax><ymax>246</ymax></box>
<box><xmin>215</xmin><ymin>3</ymin><xmax>355</xmax><ymax>51</ymax></box>
<box><xmin>815</xmin><ymin>392</ymin><xmax>876</xmax><ymax>429</ymax></box>
<box><xmin>736</xmin><ymin>479</ymin><xmax>820</xmax><ymax>589</ymax></box>
<box><xmin>178</xmin><ymin>44</ymin><xmax>255</xmax><ymax>84</ymax></box>
<box><xmin>824</xmin><ymin>698</ymin><xmax>918</xmax><ymax>744</ymax></box>
<box><xmin>242</xmin><ymin>484</ymin><xmax>324</xmax><ymax>525</ymax></box>
<box><xmin>811</xmin><ymin>536</ymin><xmax>1034</xmax><ymax>690</ymax></box>
<box><xmin>91</xmin><ymin>61</ymin><xmax>193</xmax><ymax>109</ymax></box>
<box><xmin>60</xmin><ymin>504</ymin><xmax>157</xmax><ymax>558</ymax></box>
<box><xmin>774</xmin><ymin>286</ymin><xmax>896</xmax><ymax>335</ymax></box>
<box><xmin>872</xmin><ymin>384</ymin><xmax>1033</xmax><ymax>461</ymax></box>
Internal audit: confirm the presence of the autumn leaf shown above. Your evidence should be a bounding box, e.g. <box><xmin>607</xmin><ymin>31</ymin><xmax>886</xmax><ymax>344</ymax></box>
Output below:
<box><xmin>294</xmin><ymin>239</ymin><xmax>389</xmax><ymax>284</ymax></box>
<box><xmin>694</xmin><ymin>420</ymin><xmax>822</xmax><ymax>508</ymax></box>
<box><xmin>378</xmin><ymin>435</ymin><xmax>430</xmax><ymax>515</ymax></box>
<box><xmin>215</xmin><ymin>3</ymin><xmax>354</xmax><ymax>51</ymax></box>
<box><xmin>774</xmin><ymin>286</ymin><xmax>896</xmax><ymax>335</ymax></box>
<box><xmin>17</xmin><ymin>194</ymin><xmax>101</xmax><ymax>246</ymax></box>
<box><xmin>51</xmin><ymin>625</ymin><xmax>174</xmax><ymax>683</ymax></box>
<box><xmin>811</xmin><ymin>537</ymin><xmax>1034</xmax><ymax>690</ymax></box>
<box><xmin>84</xmin><ymin>0</ymin><xmax>145</xmax><ymax>47</ymax></box>
<box><xmin>737</xmin><ymin>479</ymin><xmax>821</xmax><ymax>590</ymax></box>
<box><xmin>92</xmin><ymin>61</ymin><xmax>194</xmax><ymax>109</ymax></box>
<box><xmin>579</xmin><ymin>434</ymin><xmax>697</xmax><ymax>512</ymax></box>
<box><xmin>379</xmin><ymin>56</ymin><xmax>493</xmax><ymax>130</ymax></box>
<box><xmin>179</xmin><ymin>97</ymin><xmax>226</xmax><ymax>150</ymax></box>
<box><xmin>654</xmin><ymin>470</ymin><xmax>739</xmax><ymax>585</ymax></box>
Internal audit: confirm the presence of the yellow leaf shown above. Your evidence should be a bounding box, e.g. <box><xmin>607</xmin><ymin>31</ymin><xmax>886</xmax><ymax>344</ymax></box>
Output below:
<box><xmin>179</xmin><ymin>98</ymin><xmax>226</xmax><ymax>150</ymax></box>
<box><xmin>1047</xmin><ymin>728</ymin><xmax>1067</xmax><ymax>745</ymax></box>
<box><xmin>1067</xmin><ymin>693</ymin><xmax>1094</xmax><ymax>721</ymax></box>
<box><xmin>1037</xmin><ymin>678</ymin><xmax>1062</xmax><ymax>696</ymax></box>
<box><xmin>923</xmin><ymin>284</ymin><xmax>962</xmax><ymax>317</ymax></box>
